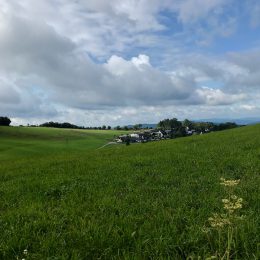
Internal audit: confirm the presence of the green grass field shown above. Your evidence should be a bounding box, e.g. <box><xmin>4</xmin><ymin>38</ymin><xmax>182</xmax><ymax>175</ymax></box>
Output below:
<box><xmin>0</xmin><ymin>127</ymin><xmax>126</xmax><ymax>161</ymax></box>
<box><xmin>0</xmin><ymin>125</ymin><xmax>259</xmax><ymax>259</ymax></box>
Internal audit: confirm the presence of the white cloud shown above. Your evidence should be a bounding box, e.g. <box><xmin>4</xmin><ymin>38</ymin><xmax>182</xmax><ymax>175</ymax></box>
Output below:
<box><xmin>241</xmin><ymin>104</ymin><xmax>256</xmax><ymax>111</ymax></box>
<box><xmin>131</xmin><ymin>54</ymin><xmax>151</xmax><ymax>68</ymax></box>
<box><xmin>0</xmin><ymin>0</ymin><xmax>259</xmax><ymax>125</ymax></box>
<box><xmin>195</xmin><ymin>87</ymin><xmax>246</xmax><ymax>106</ymax></box>
<box><xmin>173</xmin><ymin>0</ymin><xmax>227</xmax><ymax>24</ymax></box>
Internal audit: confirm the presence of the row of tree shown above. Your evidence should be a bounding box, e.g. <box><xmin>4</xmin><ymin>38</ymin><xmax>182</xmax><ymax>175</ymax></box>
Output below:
<box><xmin>39</xmin><ymin>122</ymin><xmax>112</xmax><ymax>130</ymax></box>
<box><xmin>0</xmin><ymin>116</ymin><xmax>239</xmax><ymax>132</ymax></box>
<box><xmin>40</xmin><ymin>122</ymin><xmax>147</xmax><ymax>131</ymax></box>
<box><xmin>157</xmin><ymin>118</ymin><xmax>239</xmax><ymax>136</ymax></box>
<box><xmin>29</xmin><ymin>123</ymin><xmax>143</xmax><ymax>131</ymax></box>
<box><xmin>114</xmin><ymin>124</ymin><xmax>150</xmax><ymax>131</ymax></box>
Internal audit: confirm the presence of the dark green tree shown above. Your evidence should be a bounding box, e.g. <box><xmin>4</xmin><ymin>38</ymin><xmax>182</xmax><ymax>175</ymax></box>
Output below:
<box><xmin>133</xmin><ymin>124</ymin><xmax>142</xmax><ymax>130</ymax></box>
<box><xmin>158</xmin><ymin>118</ymin><xmax>182</xmax><ymax>129</ymax></box>
<box><xmin>182</xmin><ymin>119</ymin><xmax>193</xmax><ymax>129</ymax></box>
<box><xmin>0</xmin><ymin>117</ymin><xmax>11</xmax><ymax>126</ymax></box>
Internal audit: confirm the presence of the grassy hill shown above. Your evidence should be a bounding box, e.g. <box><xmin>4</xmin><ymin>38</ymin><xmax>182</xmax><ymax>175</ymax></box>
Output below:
<box><xmin>0</xmin><ymin>125</ymin><xmax>259</xmax><ymax>259</ymax></box>
<box><xmin>0</xmin><ymin>126</ymin><xmax>126</xmax><ymax>161</ymax></box>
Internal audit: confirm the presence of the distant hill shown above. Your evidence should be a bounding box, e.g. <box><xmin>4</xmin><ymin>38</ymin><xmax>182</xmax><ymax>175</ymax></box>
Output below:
<box><xmin>127</xmin><ymin>123</ymin><xmax>157</xmax><ymax>129</ymax></box>
<box><xmin>193</xmin><ymin>117</ymin><xmax>260</xmax><ymax>125</ymax></box>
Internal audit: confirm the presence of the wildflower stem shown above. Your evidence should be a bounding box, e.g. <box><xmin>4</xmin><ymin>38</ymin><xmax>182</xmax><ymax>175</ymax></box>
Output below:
<box><xmin>218</xmin><ymin>229</ymin><xmax>221</xmax><ymax>255</ymax></box>
<box><xmin>227</xmin><ymin>226</ymin><xmax>231</xmax><ymax>260</ymax></box>
<box><xmin>207</xmin><ymin>178</ymin><xmax>243</xmax><ymax>259</ymax></box>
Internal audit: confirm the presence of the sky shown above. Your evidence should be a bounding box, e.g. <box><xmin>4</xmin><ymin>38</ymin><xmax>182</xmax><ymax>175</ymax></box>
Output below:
<box><xmin>0</xmin><ymin>0</ymin><xmax>260</xmax><ymax>126</ymax></box>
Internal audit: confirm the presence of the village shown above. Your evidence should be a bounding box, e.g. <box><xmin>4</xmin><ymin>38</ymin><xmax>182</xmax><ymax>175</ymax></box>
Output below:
<box><xmin>115</xmin><ymin>127</ymin><xmax>210</xmax><ymax>143</ymax></box>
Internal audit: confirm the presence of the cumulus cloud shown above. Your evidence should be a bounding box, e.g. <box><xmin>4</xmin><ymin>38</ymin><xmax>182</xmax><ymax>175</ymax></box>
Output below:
<box><xmin>104</xmin><ymin>54</ymin><xmax>194</xmax><ymax>105</ymax></box>
<box><xmin>0</xmin><ymin>0</ymin><xmax>259</xmax><ymax>125</ymax></box>
<box><xmin>226</xmin><ymin>50</ymin><xmax>260</xmax><ymax>88</ymax></box>
<box><xmin>194</xmin><ymin>87</ymin><xmax>246</xmax><ymax>106</ymax></box>
<box><xmin>0</xmin><ymin>9</ymin><xmax>214</xmax><ymax>110</ymax></box>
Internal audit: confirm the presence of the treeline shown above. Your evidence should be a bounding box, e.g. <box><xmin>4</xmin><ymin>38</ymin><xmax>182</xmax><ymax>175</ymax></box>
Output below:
<box><xmin>157</xmin><ymin>118</ymin><xmax>239</xmax><ymax>136</ymax></box>
<box><xmin>114</xmin><ymin>124</ymin><xmax>147</xmax><ymax>131</ymax></box>
<box><xmin>39</xmin><ymin>122</ymin><xmax>112</xmax><ymax>130</ymax></box>
<box><xmin>0</xmin><ymin>116</ymin><xmax>240</xmax><ymax>132</ymax></box>
<box><xmin>30</xmin><ymin>123</ymin><xmax>140</xmax><ymax>131</ymax></box>
<box><xmin>116</xmin><ymin>119</ymin><xmax>239</xmax><ymax>132</ymax></box>
<box><xmin>40</xmin><ymin>122</ymin><xmax>149</xmax><ymax>130</ymax></box>
<box><xmin>40</xmin><ymin>122</ymin><xmax>83</xmax><ymax>129</ymax></box>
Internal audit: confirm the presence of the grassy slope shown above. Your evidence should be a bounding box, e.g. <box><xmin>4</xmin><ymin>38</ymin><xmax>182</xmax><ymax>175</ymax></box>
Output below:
<box><xmin>0</xmin><ymin>126</ymin><xmax>126</xmax><ymax>161</ymax></box>
<box><xmin>0</xmin><ymin>125</ymin><xmax>259</xmax><ymax>259</ymax></box>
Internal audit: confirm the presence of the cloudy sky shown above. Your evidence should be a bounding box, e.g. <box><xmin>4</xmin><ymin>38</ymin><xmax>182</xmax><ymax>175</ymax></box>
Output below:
<box><xmin>1</xmin><ymin>0</ymin><xmax>260</xmax><ymax>126</ymax></box>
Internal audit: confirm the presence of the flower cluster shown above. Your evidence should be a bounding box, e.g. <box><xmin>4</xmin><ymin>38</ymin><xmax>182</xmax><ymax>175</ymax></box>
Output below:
<box><xmin>208</xmin><ymin>178</ymin><xmax>243</xmax><ymax>229</ymax></box>
<box><xmin>222</xmin><ymin>196</ymin><xmax>243</xmax><ymax>214</ymax></box>
<box><xmin>205</xmin><ymin>178</ymin><xmax>245</xmax><ymax>259</ymax></box>
<box><xmin>208</xmin><ymin>213</ymin><xmax>231</xmax><ymax>228</ymax></box>
<box><xmin>19</xmin><ymin>249</ymin><xmax>28</xmax><ymax>260</ymax></box>
<box><xmin>220</xmin><ymin>178</ymin><xmax>240</xmax><ymax>187</ymax></box>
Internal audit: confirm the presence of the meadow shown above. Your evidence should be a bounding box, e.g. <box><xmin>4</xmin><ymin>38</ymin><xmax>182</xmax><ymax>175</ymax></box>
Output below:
<box><xmin>0</xmin><ymin>127</ymin><xmax>126</xmax><ymax>161</ymax></box>
<box><xmin>0</xmin><ymin>125</ymin><xmax>259</xmax><ymax>259</ymax></box>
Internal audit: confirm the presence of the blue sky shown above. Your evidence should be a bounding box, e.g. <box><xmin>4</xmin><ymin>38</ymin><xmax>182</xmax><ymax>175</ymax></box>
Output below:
<box><xmin>0</xmin><ymin>0</ymin><xmax>259</xmax><ymax>126</ymax></box>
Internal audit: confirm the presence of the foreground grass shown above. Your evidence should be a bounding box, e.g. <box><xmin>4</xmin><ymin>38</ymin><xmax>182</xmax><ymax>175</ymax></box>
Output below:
<box><xmin>0</xmin><ymin>125</ymin><xmax>259</xmax><ymax>259</ymax></box>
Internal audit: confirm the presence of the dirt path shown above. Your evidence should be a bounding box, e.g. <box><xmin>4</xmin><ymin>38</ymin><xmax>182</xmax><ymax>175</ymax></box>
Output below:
<box><xmin>97</xmin><ymin>142</ymin><xmax>118</xmax><ymax>149</ymax></box>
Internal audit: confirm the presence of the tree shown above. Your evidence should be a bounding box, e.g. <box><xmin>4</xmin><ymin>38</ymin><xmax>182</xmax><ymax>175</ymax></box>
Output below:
<box><xmin>157</xmin><ymin>119</ymin><xmax>169</xmax><ymax>129</ymax></box>
<box><xmin>170</xmin><ymin>118</ymin><xmax>182</xmax><ymax>128</ymax></box>
<box><xmin>174</xmin><ymin>126</ymin><xmax>187</xmax><ymax>138</ymax></box>
<box><xmin>182</xmin><ymin>119</ymin><xmax>193</xmax><ymax>129</ymax></box>
<box><xmin>0</xmin><ymin>116</ymin><xmax>11</xmax><ymax>126</ymax></box>
<box><xmin>193</xmin><ymin>122</ymin><xmax>215</xmax><ymax>132</ymax></box>
<box><xmin>107</xmin><ymin>126</ymin><xmax>111</xmax><ymax>130</ymax></box>
<box><xmin>40</xmin><ymin>121</ymin><xmax>80</xmax><ymax>129</ymax></box>
<box><xmin>102</xmin><ymin>125</ymin><xmax>106</xmax><ymax>130</ymax></box>
<box><xmin>133</xmin><ymin>124</ymin><xmax>142</xmax><ymax>130</ymax></box>
<box><xmin>215</xmin><ymin>122</ymin><xmax>238</xmax><ymax>131</ymax></box>
<box><xmin>115</xmin><ymin>126</ymin><xmax>121</xmax><ymax>130</ymax></box>
<box><xmin>157</xmin><ymin>118</ymin><xmax>182</xmax><ymax>130</ymax></box>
